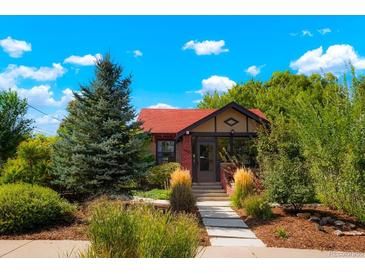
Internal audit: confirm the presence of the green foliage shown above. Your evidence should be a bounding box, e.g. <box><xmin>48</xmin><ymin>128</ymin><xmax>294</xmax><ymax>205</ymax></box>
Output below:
<box><xmin>200</xmin><ymin>71</ymin><xmax>365</xmax><ymax>220</ymax></box>
<box><xmin>170</xmin><ymin>184</ymin><xmax>196</xmax><ymax>213</ymax></box>
<box><xmin>0</xmin><ymin>90</ymin><xmax>33</xmax><ymax>166</ymax></box>
<box><xmin>82</xmin><ymin>202</ymin><xmax>200</xmax><ymax>258</ymax></box>
<box><xmin>0</xmin><ymin>135</ymin><xmax>57</xmax><ymax>186</ymax></box>
<box><xmin>146</xmin><ymin>162</ymin><xmax>180</xmax><ymax>189</ymax></box>
<box><xmin>0</xmin><ymin>183</ymin><xmax>75</xmax><ymax>234</ymax></box>
<box><xmin>132</xmin><ymin>188</ymin><xmax>171</xmax><ymax>200</ymax></box>
<box><xmin>197</xmin><ymin>80</ymin><xmax>262</xmax><ymax>109</ymax></box>
<box><xmin>243</xmin><ymin>194</ymin><xmax>273</xmax><ymax>220</ymax></box>
<box><xmin>52</xmin><ymin>55</ymin><xmax>153</xmax><ymax>199</ymax></box>
<box><xmin>275</xmin><ymin>227</ymin><xmax>288</xmax><ymax>239</ymax></box>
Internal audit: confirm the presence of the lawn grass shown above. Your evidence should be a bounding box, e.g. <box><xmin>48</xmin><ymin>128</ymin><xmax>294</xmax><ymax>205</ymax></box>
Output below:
<box><xmin>132</xmin><ymin>188</ymin><xmax>171</xmax><ymax>200</ymax></box>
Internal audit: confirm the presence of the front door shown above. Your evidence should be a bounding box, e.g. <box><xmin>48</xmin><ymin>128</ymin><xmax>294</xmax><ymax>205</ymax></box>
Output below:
<box><xmin>197</xmin><ymin>141</ymin><xmax>216</xmax><ymax>182</ymax></box>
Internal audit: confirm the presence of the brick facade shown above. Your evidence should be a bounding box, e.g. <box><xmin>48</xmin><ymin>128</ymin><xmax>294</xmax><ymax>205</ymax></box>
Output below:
<box><xmin>181</xmin><ymin>135</ymin><xmax>192</xmax><ymax>175</ymax></box>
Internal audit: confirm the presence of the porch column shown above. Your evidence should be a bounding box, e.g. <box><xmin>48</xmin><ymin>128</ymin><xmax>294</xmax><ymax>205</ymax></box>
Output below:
<box><xmin>181</xmin><ymin>134</ymin><xmax>192</xmax><ymax>176</ymax></box>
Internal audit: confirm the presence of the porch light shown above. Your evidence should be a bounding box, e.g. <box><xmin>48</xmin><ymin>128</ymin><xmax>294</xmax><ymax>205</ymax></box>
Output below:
<box><xmin>230</xmin><ymin>129</ymin><xmax>235</xmax><ymax>135</ymax></box>
<box><xmin>186</xmin><ymin>131</ymin><xmax>190</xmax><ymax>135</ymax></box>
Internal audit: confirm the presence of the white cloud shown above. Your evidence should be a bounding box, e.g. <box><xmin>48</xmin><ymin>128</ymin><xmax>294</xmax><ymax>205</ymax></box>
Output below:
<box><xmin>133</xmin><ymin>50</ymin><xmax>143</xmax><ymax>58</ymax></box>
<box><xmin>0</xmin><ymin>63</ymin><xmax>65</xmax><ymax>90</ymax></box>
<box><xmin>318</xmin><ymin>28</ymin><xmax>332</xmax><ymax>35</ymax></box>
<box><xmin>245</xmin><ymin>65</ymin><xmax>264</xmax><ymax>77</ymax></box>
<box><xmin>148</xmin><ymin>103</ymin><xmax>178</xmax><ymax>109</ymax></box>
<box><xmin>36</xmin><ymin>115</ymin><xmax>60</xmax><ymax>126</ymax></box>
<box><xmin>196</xmin><ymin>75</ymin><xmax>236</xmax><ymax>95</ymax></box>
<box><xmin>0</xmin><ymin>36</ymin><xmax>31</xmax><ymax>58</ymax></box>
<box><xmin>290</xmin><ymin>44</ymin><xmax>365</xmax><ymax>75</ymax></box>
<box><xmin>17</xmin><ymin>85</ymin><xmax>74</xmax><ymax>107</ymax></box>
<box><xmin>301</xmin><ymin>30</ymin><xmax>313</xmax><ymax>37</ymax></box>
<box><xmin>64</xmin><ymin>53</ymin><xmax>102</xmax><ymax>66</ymax></box>
<box><xmin>182</xmin><ymin>40</ymin><xmax>229</xmax><ymax>55</ymax></box>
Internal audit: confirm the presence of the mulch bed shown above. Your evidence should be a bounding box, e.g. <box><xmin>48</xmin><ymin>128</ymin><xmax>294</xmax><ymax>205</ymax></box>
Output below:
<box><xmin>236</xmin><ymin>205</ymin><xmax>365</xmax><ymax>253</ymax></box>
<box><xmin>0</xmin><ymin>206</ymin><xmax>89</xmax><ymax>241</ymax></box>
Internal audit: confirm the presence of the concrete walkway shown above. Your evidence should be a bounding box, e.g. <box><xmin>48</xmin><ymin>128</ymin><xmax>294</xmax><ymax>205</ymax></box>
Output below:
<box><xmin>197</xmin><ymin>201</ymin><xmax>265</xmax><ymax>247</ymax></box>
<box><xmin>0</xmin><ymin>240</ymin><xmax>89</xmax><ymax>258</ymax></box>
<box><xmin>1</xmin><ymin>240</ymin><xmax>364</xmax><ymax>258</ymax></box>
<box><xmin>197</xmin><ymin>246</ymin><xmax>365</xmax><ymax>258</ymax></box>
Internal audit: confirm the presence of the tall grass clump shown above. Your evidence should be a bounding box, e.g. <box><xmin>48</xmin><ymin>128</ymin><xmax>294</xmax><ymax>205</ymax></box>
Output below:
<box><xmin>82</xmin><ymin>202</ymin><xmax>200</xmax><ymax>258</ymax></box>
<box><xmin>169</xmin><ymin>169</ymin><xmax>195</xmax><ymax>212</ymax></box>
<box><xmin>0</xmin><ymin>183</ymin><xmax>75</xmax><ymax>234</ymax></box>
<box><xmin>231</xmin><ymin>168</ymin><xmax>255</xmax><ymax>208</ymax></box>
<box><xmin>170</xmin><ymin>168</ymin><xmax>192</xmax><ymax>187</ymax></box>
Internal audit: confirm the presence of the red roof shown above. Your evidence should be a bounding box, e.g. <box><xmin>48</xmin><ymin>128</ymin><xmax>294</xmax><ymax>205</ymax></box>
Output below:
<box><xmin>138</xmin><ymin>107</ymin><xmax>267</xmax><ymax>134</ymax></box>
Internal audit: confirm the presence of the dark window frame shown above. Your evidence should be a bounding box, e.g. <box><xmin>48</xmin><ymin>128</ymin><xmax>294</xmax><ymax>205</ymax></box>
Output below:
<box><xmin>156</xmin><ymin>140</ymin><xmax>176</xmax><ymax>164</ymax></box>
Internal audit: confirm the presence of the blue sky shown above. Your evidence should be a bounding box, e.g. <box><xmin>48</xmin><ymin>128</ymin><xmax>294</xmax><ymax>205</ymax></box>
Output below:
<box><xmin>1</xmin><ymin>16</ymin><xmax>365</xmax><ymax>134</ymax></box>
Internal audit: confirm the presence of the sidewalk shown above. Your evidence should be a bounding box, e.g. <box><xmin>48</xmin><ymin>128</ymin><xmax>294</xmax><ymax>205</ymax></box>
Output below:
<box><xmin>0</xmin><ymin>240</ymin><xmax>89</xmax><ymax>258</ymax></box>
<box><xmin>1</xmin><ymin>240</ymin><xmax>365</xmax><ymax>258</ymax></box>
<box><xmin>197</xmin><ymin>246</ymin><xmax>365</xmax><ymax>258</ymax></box>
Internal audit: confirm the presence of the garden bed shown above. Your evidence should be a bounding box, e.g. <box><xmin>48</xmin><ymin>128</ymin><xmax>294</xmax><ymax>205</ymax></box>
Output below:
<box><xmin>236</xmin><ymin>205</ymin><xmax>365</xmax><ymax>253</ymax></box>
<box><xmin>0</xmin><ymin>198</ymin><xmax>210</xmax><ymax>246</ymax></box>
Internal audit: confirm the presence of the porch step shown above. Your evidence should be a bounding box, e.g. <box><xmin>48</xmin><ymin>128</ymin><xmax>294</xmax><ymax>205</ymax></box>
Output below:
<box><xmin>193</xmin><ymin>192</ymin><xmax>228</xmax><ymax>198</ymax></box>
<box><xmin>196</xmin><ymin>196</ymin><xmax>230</xmax><ymax>201</ymax></box>
<box><xmin>193</xmin><ymin>183</ymin><xmax>222</xmax><ymax>188</ymax></box>
<box><xmin>192</xmin><ymin>185</ymin><xmax>222</xmax><ymax>190</ymax></box>
<box><xmin>192</xmin><ymin>189</ymin><xmax>226</xmax><ymax>194</ymax></box>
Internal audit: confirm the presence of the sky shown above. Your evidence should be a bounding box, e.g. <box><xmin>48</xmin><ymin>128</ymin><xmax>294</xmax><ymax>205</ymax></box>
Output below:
<box><xmin>1</xmin><ymin>16</ymin><xmax>365</xmax><ymax>135</ymax></box>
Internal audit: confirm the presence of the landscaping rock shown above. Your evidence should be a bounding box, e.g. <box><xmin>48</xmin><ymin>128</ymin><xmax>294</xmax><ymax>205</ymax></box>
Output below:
<box><xmin>334</xmin><ymin>230</ymin><xmax>344</xmax><ymax>237</ymax></box>
<box><xmin>309</xmin><ymin>216</ymin><xmax>320</xmax><ymax>223</ymax></box>
<box><xmin>334</xmin><ymin>220</ymin><xmax>345</xmax><ymax>228</ymax></box>
<box><xmin>319</xmin><ymin>218</ymin><xmax>327</xmax><ymax>226</ymax></box>
<box><xmin>313</xmin><ymin>212</ymin><xmax>321</xmax><ymax>218</ymax></box>
<box><xmin>345</xmin><ymin>223</ymin><xmax>356</xmax><ymax>230</ymax></box>
<box><xmin>323</xmin><ymin>216</ymin><xmax>335</xmax><ymax>225</ymax></box>
<box><xmin>296</xmin><ymin>212</ymin><xmax>311</xmax><ymax>219</ymax></box>
<box><xmin>343</xmin><ymin>231</ymin><xmax>365</xmax><ymax>236</ymax></box>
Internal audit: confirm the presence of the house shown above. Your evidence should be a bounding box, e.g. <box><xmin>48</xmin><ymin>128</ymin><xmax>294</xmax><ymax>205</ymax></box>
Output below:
<box><xmin>138</xmin><ymin>102</ymin><xmax>269</xmax><ymax>183</ymax></box>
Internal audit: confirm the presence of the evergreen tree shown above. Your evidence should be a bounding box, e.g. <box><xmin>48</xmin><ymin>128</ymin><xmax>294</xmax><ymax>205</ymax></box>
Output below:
<box><xmin>52</xmin><ymin>55</ymin><xmax>151</xmax><ymax>198</ymax></box>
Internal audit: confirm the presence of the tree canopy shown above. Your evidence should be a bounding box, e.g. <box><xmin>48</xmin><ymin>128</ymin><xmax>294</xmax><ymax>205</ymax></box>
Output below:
<box><xmin>0</xmin><ymin>90</ymin><xmax>33</xmax><ymax>167</ymax></box>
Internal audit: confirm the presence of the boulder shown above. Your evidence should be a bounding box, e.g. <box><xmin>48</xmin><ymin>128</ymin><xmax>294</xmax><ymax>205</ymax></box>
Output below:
<box><xmin>343</xmin><ymin>231</ymin><xmax>365</xmax><ymax>236</ymax></box>
<box><xmin>334</xmin><ymin>230</ymin><xmax>344</xmax><ymax>237</ymax></box>
<box><xmin>319</xmin><ymin>217</ymin><xmax>328</xmax><ymax>226</ymax></box>
<box><xmin>334</xmin><ymin>220</ymin><xmax>345</xmax><ymax>228</ymax></box>
<box><xmin>309</xmin><ymin>216</ymin><xmax>321</xmax><ymax>223</ymax></box>
<box><xmin>346</xmin><ymin>223</ymin><xmax>356</xmax><ymax>230</ymax></box>
<box><xmin>297</xmin><ymin>212</ymin><xmax>311</xmax><ymax>219</ymax></box>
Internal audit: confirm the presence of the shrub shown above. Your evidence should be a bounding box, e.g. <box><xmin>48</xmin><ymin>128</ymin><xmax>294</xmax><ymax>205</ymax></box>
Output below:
<box><xmin>170</xmin><ymin>168</ymin><xmax>192</xmax><ymax>187</ymax></box>
<box><xmin>0</xmin><ymin>183</ymin><xmax>75</xmax><ymax>234</ymax></box>
<box><xmin>0</xmin><ymin>135</ymin><xmax>57</xmax><ymax>186</ymax></box>
<box><xmin>243</xmin><ymin>194</ymin><xmax>273</xmax><ymax>220</ymax></box>
<box><xmin>231</xmin><ymin>168</ymin><xmax>255</xmax><ymax>208</ymax></box>
<box><xmin>275</xmin><ymin>227</ymin><xmax>288</xmax><ymax>239</ymax></box>
<box><xmin>170</xmin><ymin>184</ymin><xmax>196</xmax><ymax>213</ymax></box>
<box><xmin>132</xmin><ymin>188</ymin><xmax>171</xmax><ymax>200</ymax></box>
<box><xmin>82</xmin><ymin>202</ymin><xmax>200</xmax><ymax>258</ymax></box>
<box><xmin>146</xmin><ymin>162</ymin><xmax>180</xmax><ymax>189</ymax></box>
<box><xmin>261</xmin><ymin>155</ymin><xmax>315</xmax><ymax>211</ymax></box>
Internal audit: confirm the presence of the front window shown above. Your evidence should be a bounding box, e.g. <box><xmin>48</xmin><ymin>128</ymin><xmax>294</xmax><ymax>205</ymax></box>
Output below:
<box><xmin>232</xmin><ymin>137</ymin><xmax>257</xmax><ymax>167</ymax></box>
<box><xmin>157</xmin><ymin>140</ymin><xmax>175</xmax><ymax>164</ymax></box>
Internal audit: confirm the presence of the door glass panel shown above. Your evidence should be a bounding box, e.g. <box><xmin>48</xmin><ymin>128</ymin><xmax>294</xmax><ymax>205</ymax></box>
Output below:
<box><xmin>199</xmin><ymin>144</ymin><xmax>213</xmax><ymax>171</ymax></box>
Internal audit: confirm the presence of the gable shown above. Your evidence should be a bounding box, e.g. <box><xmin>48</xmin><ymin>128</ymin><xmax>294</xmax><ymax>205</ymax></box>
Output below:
<box><xmin>191</xmin><ymin>107</ymin><xmax>261</xmax><ymax>133</ymax></box>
